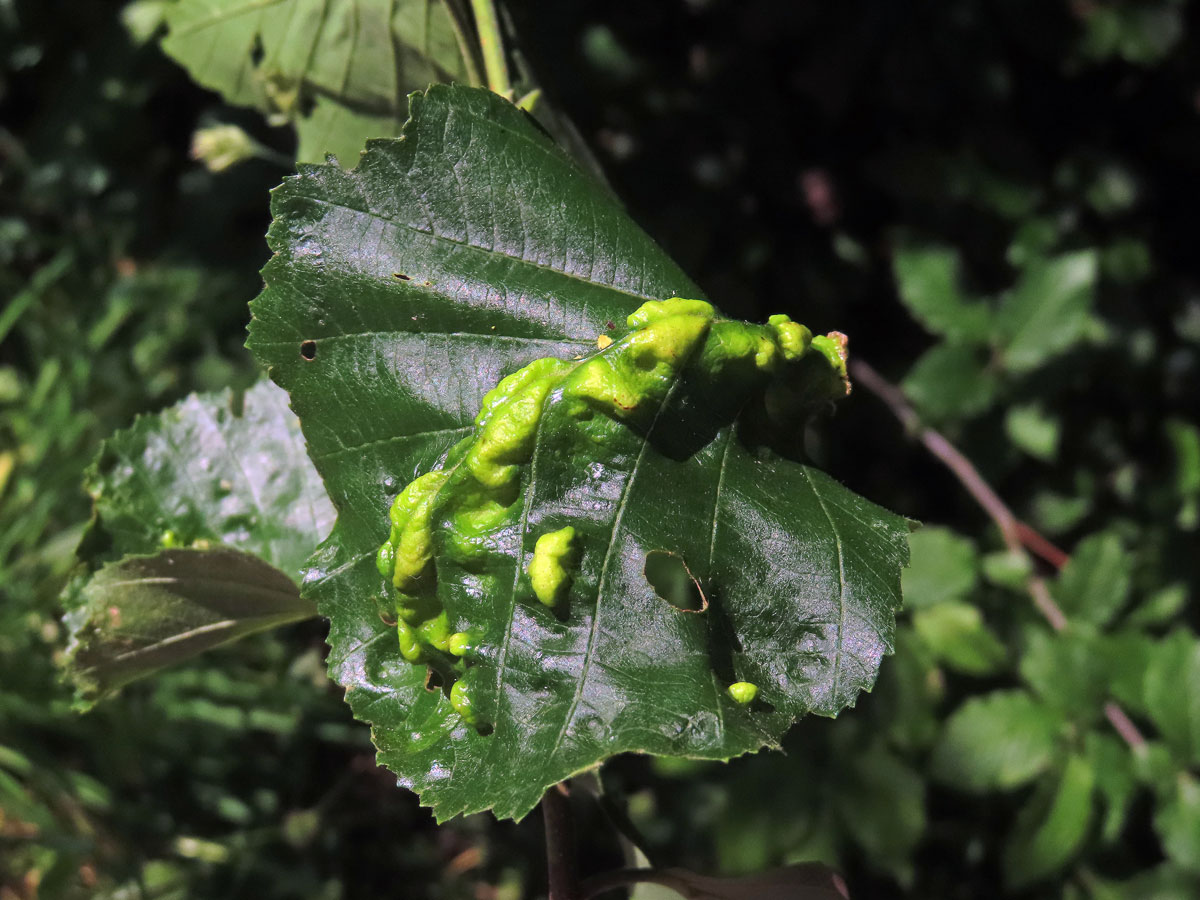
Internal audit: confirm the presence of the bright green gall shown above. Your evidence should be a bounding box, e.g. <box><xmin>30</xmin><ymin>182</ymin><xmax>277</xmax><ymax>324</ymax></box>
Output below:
<box><xmin>727</xmin><ymin>681</ymin><xmax>759</xmax><ymax>704</ymax></box>
<box><xmin>529</xmin><ymin>526</ymin><xmax>578</xmax><ymax>607</ymax></box>
<box><xmin>374</xmin><ymin>297</ymin><xmax>854</xmax><ymax>708</ymax></box>
<box><xmin>384</xmin><ymin>470</ymin><xmax>450</xmax><ymax>591</ymax></box>
<box><xmin>810</xmin><ymin>332</ymin><xmax>850</xmax><ymax>389</ymax></box>
<box><xmin>450</xmin><ymin>679</ymin><xmax>476</xmax><ymax>724</ymax></box>
<box><xmin>768</xmin><ymin>314</ymin><xmax>814</xmax><ymax>362</ymax></box>
<box><xmin>397</xmin><ymin>619</ymin><xmax>422</xmax><ymax>663</ymax></box>
<box><xmin>448</xmin><ymin>632</ymin><xmax>473</xmax><ymax>657</ymax></box>
<box><xmin>626</xmin><ymin>297</ymin><xmax>715</xmax><ymax>328</ymax></box>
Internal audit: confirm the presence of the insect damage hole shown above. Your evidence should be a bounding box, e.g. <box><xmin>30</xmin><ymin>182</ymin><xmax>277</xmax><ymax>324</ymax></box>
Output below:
<box><xmin>300</xmin><ymin>340</ymin><xmax>317</xmax><ymax>360</ymax></box>
<box><xmin>644</xmin><ymin>551</ymin><xmax>707</xmax><ymax>612</ymax></box>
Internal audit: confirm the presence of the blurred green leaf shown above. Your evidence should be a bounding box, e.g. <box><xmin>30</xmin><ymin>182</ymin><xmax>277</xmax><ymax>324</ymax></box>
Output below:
<box><xmin>1053</xmin><ymin>532</ymin><xmax>1131</xmax><ymax>627</ymax></box>
<box><xmin>836</xmin><ymin>742</ymin><xmax>926</xmax><ymax>884</ymax></box>
<box><xmin>1005</xmin><ymin>403</ymin><xmax>1060</xmax><ymax>463</ymax></box>
<box><xmin>1003</xmin><ymin>754</ymin><xmax>1095</xmax><ymax>889</ymax></box>
<box><xmin>913</xmin><ymin>602</ymin><xmax>1006</xmax><ymax>676</ymax></box>
<box><xmin>618</xmin><ymin>864</ymin><xmax>851</xmax><ymax>900</ymax></box>
<box><xmin>1019</xmin><ymin>627</ymin><xmax>1107</xmax><ymax>723</ymax></box>
<box><xmin>892</xmin><ymin>244</ymin><xmax>992</xmax><ymax>341</ymax></box>
<box><xmin>1101</xmin><ymin>630</ymin><xmax>1156</xmax><ymax>716</ymax></box>
<box><xmin>901</xmin><ymin>526</ymin><xmax>979</xmax><ymax>610</ymax></box>
<box><xmin>995</xmin><ymin>251</ymin><xmax>1098</xmax><ymax>374</ymax></box>
<box><xmin>902</xmin><ymin>343</ymin><xmax>998</xmax><ymax>421</ymax></box>
<box><xmin>980</xmin><ymin>549</ymin><xmax>1032</xmax><ymax>591</ymax></box>
<box><xmin>932</xmin><ymin>690</ymin><xmax>1062</xmax><ymax>792</ymax></box>
<box><xmin>1129</xmin><ymin>583</ymin><xmax>1189</xmax><ymax>628</ymax></box>
<box><xmin>1155</xmin><ymin>773</ymin><xmax>1200</xmax><ymax>874</ymax></box>
<box><xmin>160</xmin><ymin>0</ymin><xmax>474</xmax><ymax>165</ymax></box>
<box><xmin>1143</xmin><ymin>629</ymin><xmax>1200</xmax><ymax>766</ymax></box>
<box><xmin>1086</xmin><ymin>733</ymin><xmax>1138</xmax><ymax>844</ymax></box>
<box><xmin>1166</xmin><ymin>419</ymin><xmax>1200</xmax><ymax>529</ymax></box>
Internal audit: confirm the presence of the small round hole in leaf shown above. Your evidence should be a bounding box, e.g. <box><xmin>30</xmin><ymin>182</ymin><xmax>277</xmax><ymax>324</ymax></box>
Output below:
<box><xmin>644</xmin><ymin>551</ymin><xmax>706</xmax><ymax>612</ymax></box>
<box><xmin>300</xmin><ymin>340</ymin><xmax>317</xmax><ymax>360</ymax></box>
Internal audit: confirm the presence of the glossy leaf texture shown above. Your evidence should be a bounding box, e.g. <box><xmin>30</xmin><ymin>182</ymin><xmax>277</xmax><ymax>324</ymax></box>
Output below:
<box><xmin>248</xmin><ymin>84</ymin><xmax>909</xmax><ymax>820</ymax></box>
<box><xmin>160</xmin><ymin>0</ymin><xmax>474</xmax><ymax>165</ymax></box>
<box><xmin>62</xmin><ymin>381</ymin><xmax>334</xmax><ymax>705</ymax></box>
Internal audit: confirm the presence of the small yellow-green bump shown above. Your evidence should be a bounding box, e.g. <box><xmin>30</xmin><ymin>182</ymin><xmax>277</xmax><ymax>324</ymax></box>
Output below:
<box><xmin>450</xmin><ymin>679</ymin><xmax>476</xmax><ymax>723</ymax></box>
<box><xmin>528</xmin><ymin>526</ymin><xmax>578</xmax><ymax>606</ymax></box>
<box><xmin>727</xmin><ymin>681</ymin><xmax>759</xmax><ymax>705</ymax></box>
<box><xmin>375</xmin><ymin>541</ymin><xmax>395</xmax><ymax>579</ymax></box>
<box><xmin>767</xmin><ymin>314</ymin><xmax>813</xmax><ymax>362</ymax></box>
<box><xmin>160</xmin><ymin>529</ymin><xmax>181</xmax><ymax>548</ymax></box>
<box><xmin>397</xmin><ymin>620</ymin><xmax>422</xmax><ymax>663</ymax></box>
<box><xmin>448</xmin><ymin>632</ymin><xmax>472</xmax><ymax>657</ymax></box>
<box><xmin>626</xmin><ymin>297</ymin><xmax>715</xmax><ymax>328</ymax></box>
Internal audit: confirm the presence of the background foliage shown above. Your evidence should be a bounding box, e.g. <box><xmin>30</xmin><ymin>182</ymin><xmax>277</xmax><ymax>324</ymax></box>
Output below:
<box><xmin>2</xmin><ymin>0</ymin><xmax>1198</xmax><ymax>898</ymax></box>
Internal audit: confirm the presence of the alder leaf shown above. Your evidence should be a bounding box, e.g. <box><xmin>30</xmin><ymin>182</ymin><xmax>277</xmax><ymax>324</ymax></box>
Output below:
<box><xmin>248</xmin><ymin>84</ymin><xmax>909</xmax><ymax>820</ymax></box>
<box><xmin>161</xmin><ymin>0</ymin><xmax>474</xmax><ymax>165</ymax></box>
<box><xmin>62</xmin><ymin>381</ymin><xmax>334</xmax><ymax>705</ymax></box>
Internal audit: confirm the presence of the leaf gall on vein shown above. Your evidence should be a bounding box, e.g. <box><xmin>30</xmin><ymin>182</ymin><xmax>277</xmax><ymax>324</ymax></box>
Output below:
<box><xmin>374</xmin><ymin>298</ymin><xmax>851</xmax><ymax>728</ymax></box>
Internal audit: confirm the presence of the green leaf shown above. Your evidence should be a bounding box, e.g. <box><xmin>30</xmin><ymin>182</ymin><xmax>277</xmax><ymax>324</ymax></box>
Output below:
<box><xmin>995</xmin><ymin>251</ymin><xmax>1098</xmax><ymax>374</ymax></box>
<box><xmin>78</xmin><ymin>381</ymin><xmax>333</xmax><ymax>578</ymax></box>
<box><xmin>835</xmin><ymin>741</ymin><xmax>926</xmax><ymax>884</ymax></box>
<box><xmin>1155</xmin><ymin>773</ymin><xmax>1200</xmax><ymax>873</ymax></box>
<box><xmin>1052</xmin><ymin>532</ymin><xmax>1132</xmax><ymax>626</ymax></box>
<box><xmin>161</xmin><ymin>0</ymin><xmax>473</xmax><ymax>165</ymax></box>
<box><xmin>64</xmin><ymin>549</ymin><xmax>316</xmax><ymax>705</ymax></box>
<box><xmin>932</xmin><ymin>690</ymin><xmax>1061</xmax><ymax>792</ymax></box>
<box><xmin>62</xmin><ymin>382</ymin><xmax>334</xmax><ymax>705</ymax></box>
<box><xmin>1144</xmin><ymin>629</ymin><xmax>1200</xmax><ymax>766</ymax></box>
<box><xmin>901</xmin><ymin>343</ymin><xmax>999</xmax><ymax>421</ymax></box>
<box><xmin>619</xmin><ymin>864</ymin><xmax>851</xmax><ymax>900</ymax></box>
<box><xmin>900</xmin><ymin>526</ymin><xmax>978</xmax><ymax>610</ymax></box>
<box><xmin>892</xmin><ymin>244</ymin><xmax>992</xmax><ymax>341</ymax></box>
<box><xmin>1086</xmin><ymin>733</ymin><xmax>1137</xmax><ymax>844</ymax></box>
<box><xmin>248</xmin><ymin>85</ymin><xmax>908</xmax><ymax>820</ymax></box>
<box><xmin>1005</xmin><ymin>402</ymin><xmax>1060</xmax><ymax>462</ymax></box>
<box><xmin>1019</xmin><ymin>627</ymin><xmax>1108</xmax><ymax>723</ymax></box>
<box><xmin>913</xmin><ymin>602</ymin><xmax>1005</xmax><ymax>676</ymax></box>
<box><xmin>1003</xmin><ymin>754</ymin><xmax>1095</xmax><ymax>889</ymax></box>
<box><xmin>980</xmin><ymin>548</ymin><xmax>1033</xmax><ymax>591</ymax></box>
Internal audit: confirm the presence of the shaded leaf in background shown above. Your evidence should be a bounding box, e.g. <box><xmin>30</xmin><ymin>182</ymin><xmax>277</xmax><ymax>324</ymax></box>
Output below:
<box><xmin>1019</xmin><ymin>627</ymin><xmax>1109</xmax><ymax>723</ymax></box>
<box><xmin>1143</xmin><ymin>629</ymin><xmax>1200</xmax><ymax>766</ymax></box>
<box><xmin>835</xmin><ymin>741</ymin><xmax>925</xmax><ymax>885</ymax></box>
<box><xmin>995</xmin><ymin>251</ymin><xmax>1098</xmax><ymax>374</ymax></box>
<box><xmin>912</xmin><ymin>602</ymin><xmax>1005</xmax><ymax>676</ymax></box>
<box><xmin>247</xmin><ymin>84</ymin><xmax>909</xmax><ymax>820</ymax></box>
<box><xmin>900</xmin><ymin>526</ymin><xmax>978</xmax><ymax>610</ymax></box>
<box><xmin>901</xmin><ymin>343</ymin><xmax>998</xmax><ymax>422</ymax></box>
<box><xmin>892</xmin><ymin>243</ymin><xmax>991</xmax><ymax>342</ymax></box>
<box><xmin>64</xmin><ymin>548</ymin><xmax>316</xmax><ymax>705</ymax></box>
<box><xmin>1053</xmin><ymin>532</ymin><xmax>1132</xmax><ymax>627</ymax></box>
<box><xmin>62</xmin><ymin>381</ymin><xmax>333</xmax><ymax>704</ymax></box>
<box><xmin>159</xmin><ymin>0</ymin><xmax>474</xmax><ymax>165</ymax></box>
<box><xmin>1003</xmin><ymin>754</ymin><xmax>1095</xmax><ymax>889</ymax></box>
<box><xmin>931</xmin><ymin>690</ymin><xmax>1061</xmax><ymax>792</ymax></box>
<box><xmin>1154</xmin><ymin>773</ymin><xmax>1200</xmax><ymax>873</ymax></box>
<box><xmin>1087</xmin><ymin>733</ymin><xmax>1137</xmax><ymax>844</ymax></box>
<box><xmin>1005</xmin><ymin>402</ymin><xmax>1060</xmax><ymax>462</ymax></box>
<box><xmin>617</xmin><ymin>863</ymin><xmax>850</xmax><ymax>900</ymax></box>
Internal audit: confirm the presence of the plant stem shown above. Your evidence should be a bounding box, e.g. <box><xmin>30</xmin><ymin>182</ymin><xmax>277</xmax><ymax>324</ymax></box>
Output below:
<box><xmin>850</xmin><ymin>357</ymin><xmax>1148</xmax><ymax>751</ymax></box>
<box><xmin>470</xmin><ymin>0</ymin><xmax>511</xmax><ymax>97</ymax></box>
<box><xmin>542</xmin><ymin>783</ymin><xmax>580</xmax><ymax>900</ymax></box>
